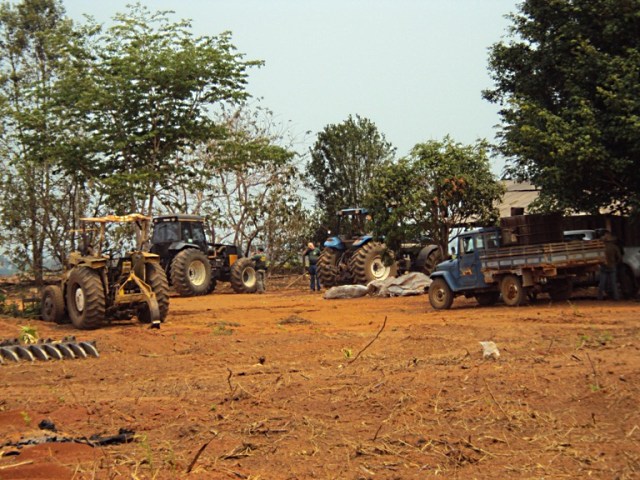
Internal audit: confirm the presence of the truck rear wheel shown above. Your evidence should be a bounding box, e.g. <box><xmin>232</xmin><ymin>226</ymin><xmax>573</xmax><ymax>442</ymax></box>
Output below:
<box><xmin>66</xmin><ymin>267</ymin><xmax>105</xmax><ymax>329</ymax></box>
<box><xmin>429</xmin><ymin>278</ymin><xmax>454</xmax><ymax>310</ymax></box>
<box><xmin>501</xmin><ymin>275</ymin><xmax>526</xmax><ymax>307</ymax></box>
<box><xmin>350</xmin><ymin>242</ymin><xmax>397</xmax><ymax>285</ymax></box>
<box><xmin>230</xmin><ymin>257</ymin><xmax>258</xmax><ymax>293</ymax></box>
<box><xmin>41</xmin><ymin>285</ymin><xmax>67</xmax><ymax>324</ymax></box>
<box><xmin>317</xmin><ymin>248</ymin><xmax>341</xmax><ymax>287</ymax></box>
<box><xmin>170</xmin><ymin>249</ymin><xmax>212</xmax><ymax>297</ymax></box>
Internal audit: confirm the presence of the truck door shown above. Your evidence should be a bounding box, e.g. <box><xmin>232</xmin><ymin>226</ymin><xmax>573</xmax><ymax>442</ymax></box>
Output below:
<box><xmin>457</xmin><ymin>235</ymin><xmax>482</xmax><ymax>288</ymax></box>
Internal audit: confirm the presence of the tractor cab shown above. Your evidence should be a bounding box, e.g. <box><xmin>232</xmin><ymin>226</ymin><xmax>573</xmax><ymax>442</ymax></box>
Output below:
<box><xmin>324</xmin><ymin>208</ymin><xmax>373</xmax><ymax>251</ymax></box>
<box><xmin>150</xmin><ymin>214</ymin><xmax>211</xmax><ymax>260</ymax></box>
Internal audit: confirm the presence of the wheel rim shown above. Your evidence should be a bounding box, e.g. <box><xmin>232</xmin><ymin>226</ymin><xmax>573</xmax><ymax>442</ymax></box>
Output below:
<box><xmin>188</xmin><ymin>260</ymin><xmax>208</xmax><ymax>286</ymax></box>
<box><xmin>74</xmin><ymin>287</ymin><xmax>85</xmax><ymax>313</ymax></box>
<box><xmin>504</xmin><ymin>281</ymin><xmax>519</xmax><ymax>302</ymax></box>
<box><xmin>369</xmin><ymin>256</ymin><xmax>390</xmax><ymax>280</ymax></box>
<box><xmin>43</xmin><ymin>296</ymin><xmax>54</xmax><ymax>317</ymax></box>
<box><xmin>242</xmin><ymin>268</ymin><xmax>256</xmax><ymax>287</ymax></box>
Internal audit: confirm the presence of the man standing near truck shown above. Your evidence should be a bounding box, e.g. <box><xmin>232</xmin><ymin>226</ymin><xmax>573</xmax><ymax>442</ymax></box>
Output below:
<box><xmin>598</xmin><ymin>231</ymin><xmax>622</xmax><ymax>300</ymax></box>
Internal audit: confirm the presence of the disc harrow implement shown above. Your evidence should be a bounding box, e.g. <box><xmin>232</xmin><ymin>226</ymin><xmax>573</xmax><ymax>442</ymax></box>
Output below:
<box><xmin>0</xmin><ymin>336</ymin><xmax>99</xmax><ymax>364</ymax></box>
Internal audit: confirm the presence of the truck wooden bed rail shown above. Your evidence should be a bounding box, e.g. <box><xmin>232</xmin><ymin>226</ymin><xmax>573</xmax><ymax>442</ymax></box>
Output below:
<box><xmin>481</xmin><ymin>240</ymin><xmax>605</xmax><ymax>271</ymax></box>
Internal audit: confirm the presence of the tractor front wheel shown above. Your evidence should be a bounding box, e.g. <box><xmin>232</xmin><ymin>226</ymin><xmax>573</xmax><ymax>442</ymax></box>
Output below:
<box><xmin>138</xmin><ymin>262</ymin><xmax>170</xmax><ymax>323</ymax></box>
<box><xmin>230</xmin><ymin>257</ymin><xmax>258</xmax><ymax>293</ymax></box>
<box><xmin>66</xmin><ymin>267</ymin><xmax>105</xmax><ymax>330</ymax></box>
<box><xmin>170</xmin><ymin>249</ymin><xmax>212</xmax><ymax>297</ymax></box>
<box><xmin>41</xmin><ymin>285</ymin><xmax>67</xmax><ymax>324</ymax></box>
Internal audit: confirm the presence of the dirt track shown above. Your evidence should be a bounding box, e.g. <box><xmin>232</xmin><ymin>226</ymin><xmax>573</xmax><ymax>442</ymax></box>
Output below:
<box><xmin>1</xmin><ymin>282</ymin><xmax>639</xmax><ymax>479</ymax></box>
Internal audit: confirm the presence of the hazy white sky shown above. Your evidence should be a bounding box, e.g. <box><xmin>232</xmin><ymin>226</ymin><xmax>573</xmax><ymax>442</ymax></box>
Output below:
<box><xmin>62</xmin><ymin>0</ymin><xmax>519</xmax><ymax>172</ymax></box>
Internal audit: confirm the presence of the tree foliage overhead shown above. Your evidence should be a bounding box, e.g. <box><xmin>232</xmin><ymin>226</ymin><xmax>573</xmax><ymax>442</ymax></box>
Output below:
<box><xmin>64</xmin><ymin>4</ymin><xmax>262</xmax><ymax>215</ymax></box>
<box><xmin>366</xmin><ymin>137</ymin><xmax>504</xmax><ymax>252</ymax></box>
<box><xmin>484</xmin><ymin>0</ymin><xmax>640</xmax><ymax>214</ymax></box>
<box><xmin>307</xmin><ymin>114</ymin><xmax>395</xmax><ymax>227</ymax></box>
<box><xmin>0</xmin><ymin>0</ymin><xmax>83</xmax><ymax>282</ymax></box>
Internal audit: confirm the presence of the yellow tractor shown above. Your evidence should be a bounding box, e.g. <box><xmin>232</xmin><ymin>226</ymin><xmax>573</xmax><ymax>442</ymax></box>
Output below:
<box><xmin>40</xmin><ymin>214</ymin><xmax>170</xmax><ymax>329</ymax></box>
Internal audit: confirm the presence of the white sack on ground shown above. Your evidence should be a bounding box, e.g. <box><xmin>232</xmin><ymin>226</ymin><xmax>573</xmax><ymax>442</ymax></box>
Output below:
<box><xmin>323</xmin><ymin>284</ymin><xmax>370</xmax><ymax>299</ymax></box>
<box><xmin>368</xmin><ymin>272</ymin><xmax>431</xmax><ymax>297</ymax></box>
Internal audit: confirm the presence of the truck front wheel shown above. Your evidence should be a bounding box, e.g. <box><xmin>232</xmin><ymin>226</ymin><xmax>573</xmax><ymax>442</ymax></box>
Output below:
<box><xmin>429</xmin><ymin>278</ymin><xmax>454</xmax><ymax>310</ymax></box>
<box><xmin>501</xmin><ymin>275</ymin><xmax>525</xmax><ymax>307</ymax></box>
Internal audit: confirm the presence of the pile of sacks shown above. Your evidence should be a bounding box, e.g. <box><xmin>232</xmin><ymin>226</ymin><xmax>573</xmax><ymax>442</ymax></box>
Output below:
<box><xmin>323</xmin><ymin>272</ymin><xmax>431</xmax><ymax>299</ymax></box>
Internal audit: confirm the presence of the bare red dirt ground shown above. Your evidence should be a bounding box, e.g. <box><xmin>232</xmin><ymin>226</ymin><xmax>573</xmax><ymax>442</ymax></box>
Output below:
<box><xmin>1</xmin><ymin>280</ymin><xmax>639</xmax><ymax>479</ymax></box>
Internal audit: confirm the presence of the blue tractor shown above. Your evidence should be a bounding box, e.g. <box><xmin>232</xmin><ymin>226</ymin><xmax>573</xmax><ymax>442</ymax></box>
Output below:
<box><xmin>317</xmin><ymin>208</ymin><xmax>397</xmax><ymax>287</ymax></box>
<box><xmin>317</xmin><ymin>208</ymin><xmax>444</xmax><ymax>287</ymax></box>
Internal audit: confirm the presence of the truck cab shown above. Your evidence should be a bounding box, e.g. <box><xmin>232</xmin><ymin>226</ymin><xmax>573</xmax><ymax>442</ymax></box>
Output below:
<box><xmin>432</xmin><ymin>228</ymin><xmax>499</xmax><ymax>292</ymax></box>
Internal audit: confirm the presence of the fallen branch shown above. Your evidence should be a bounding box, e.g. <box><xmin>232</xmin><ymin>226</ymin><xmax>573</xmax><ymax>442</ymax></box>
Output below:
<box><xmin>483</xmin><ymin>379</ymin><xmax>509</xmax><ymax>422</ymax></box>
<box><xmin>186</xmin><ymin>439</ymin><xmax>213</xmax><ymax>474</ymax></box>
<box><xmin>346</xmin><ymin>316</ymin><xmax>388</xmax><ymax>367</ymax></box>
<box><xmin>0</xmin><ymin>460</ymin><xmax>34</xmax><ymax>470</ymax></box>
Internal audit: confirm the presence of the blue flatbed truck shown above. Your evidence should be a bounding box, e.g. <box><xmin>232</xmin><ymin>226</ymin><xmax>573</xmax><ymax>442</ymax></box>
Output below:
<box><xmin>428</xmin><ymin>227</ymin><xmax>605</xmax><ymax>309</ymax></box>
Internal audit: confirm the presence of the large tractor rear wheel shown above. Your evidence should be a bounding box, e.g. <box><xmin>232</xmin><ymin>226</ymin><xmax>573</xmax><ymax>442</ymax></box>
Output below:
<box><xmin>138</xmin><ymin>262</ymin><xmax>170</xmax><ymax>323</ymax></box>
<box><xmin>422</xmin><ymin>246</ymin><xmax>444</xmax><ymax>276</ymax></box>
<box><xmin>41</xmin><ymin>285</ymin><xmax>67</xmax><ymax>324</ymax></box>
<box><xmin>317</xmin><ymin>248</ymin><xmax>341</xmax><ymax>288</ymax></box>
<box><xmin>230</xmin><ymin>257</ymin><xmax>258</xmax><ymax>293</ymax></box>
<box><xmin>66</xmin><ymin>267</ymin><xmax>105</xmax><ymax>330</ymax></box>
<box><xmin>170</xmin><ymin>249</ymin><xmax>212</xmax><ymax>297</ymax></box>
<box><xmin>350</xmin><ymin>242</ymin><xmax>397</xmax><ymax>285</ymax></box>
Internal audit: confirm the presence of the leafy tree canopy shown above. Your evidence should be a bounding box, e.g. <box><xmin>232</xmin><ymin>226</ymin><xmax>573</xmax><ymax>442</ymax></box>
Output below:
<box><xmin>484</xmin><ymin>0</ymin><xmax>640</xmax><ymax>214</ymax></box>
<box><xmin>306</xmin><ymin>114</ymin><xmax>395</xmax><ymax>229</ymax></box>
<box><xmin>366</xmin><ymin>136</ymin><xmax>504</xmax><ymax>252</ymax></box>
<box><xmin>61</xmin><ymin>4</ymin><xmax>262</xmax><ymax>214</ymax></box>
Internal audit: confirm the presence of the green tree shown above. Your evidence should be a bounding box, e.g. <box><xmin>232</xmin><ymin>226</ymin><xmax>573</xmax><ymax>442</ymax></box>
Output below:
<box><xmin>484</xmin><ymin>0</ymin><xmax>640</xmax><ymax>214</ymax></box>
<box><xmin>65</xmin><ymin>4</ymin><xmax>261</xmax><ymax>215</ymax></box>
<box><xmin>0</xmin><ymin>0</ymin><xmax>82</xmax><ymax>283</ymax></box>
<box><xmin>366</xmin><ymin>137</ymin><xmax>504</xmax><ymax>252</ymax></box>
<box><xmin>307</xmin><ymin>114</ymin><xmax>395</xmax><ymax>228</ymax></box>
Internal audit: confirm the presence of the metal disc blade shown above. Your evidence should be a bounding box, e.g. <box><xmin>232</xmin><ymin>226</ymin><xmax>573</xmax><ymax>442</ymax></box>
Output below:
<box><xmin>15</xmin><ymin>346</ymin><xmax>35</xmax><ymax>362</ymax></box>
<box><xmin>28</xmin><ymin>345</ymin><xmax>50</xmax><ymax>361</ymax></box>
<box><xmin>66</xmin><ymin>343</ymin><xmax>87</xmax><ymax>358</ymax></box>
<box><xmin>0</xmin><ymin>347</ymin><xmax>20</xmax><ymax>362</ymax></box>
<box><xmin>79</xmin><ymin>341</ymin><xmax>100</xmax><ymax>358</ymax></box>
<box><xmin>55</xmin><ymin>343</ymin><xmax>75</xmax><ymax>359</ymax></box>
<box><xmin>42</xmin><ymin>344</ymin><xmax>63</xmax><ymax>360</ymax></box>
